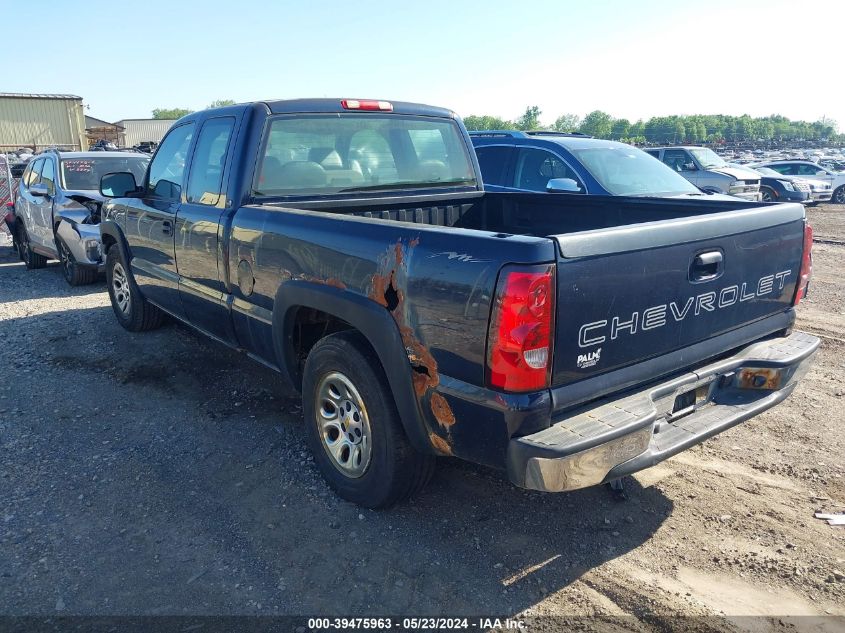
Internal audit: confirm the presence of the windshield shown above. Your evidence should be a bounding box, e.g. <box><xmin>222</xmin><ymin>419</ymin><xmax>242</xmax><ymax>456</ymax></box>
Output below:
<box><xmin>570</xmin><ymin>145</ymin><xmax>702</xmax><ymax>196</ymax></box>
<box><xmin>61</xmin><ymin>156</ymin><xmax>149</xmax><ymax>191</ymax></box>
<box><xmin>688</xmin><ymin>148</ymin><xmax>728</xmax><ymax>169</ymax></box>
<box><xmin>254</xmin><ymin>114</ymin><xmax>476</xmax><ymax>197</ymax></box>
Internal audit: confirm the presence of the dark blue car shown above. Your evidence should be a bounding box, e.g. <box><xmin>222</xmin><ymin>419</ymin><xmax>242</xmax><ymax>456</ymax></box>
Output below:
<box><xmin>470</xmin><ymin>131</ymin><xmax>712</xmax><ymax>198</ymax></box>
<box><xmin>752</xmin><ymin>167</ymin><xmax>812</xmax><ymax>204</ymax></box>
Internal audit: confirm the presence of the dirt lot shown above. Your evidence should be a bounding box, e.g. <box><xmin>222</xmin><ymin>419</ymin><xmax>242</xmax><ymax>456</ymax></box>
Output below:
<box><xmin>0</xmin><ymin>205</ymin><xmax>843</xmax><ymax>630</ymax></box>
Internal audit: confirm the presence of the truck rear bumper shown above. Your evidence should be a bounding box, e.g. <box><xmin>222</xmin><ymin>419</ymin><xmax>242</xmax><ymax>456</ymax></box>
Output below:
<box><xmin>506</xmin><ymin>331</ymin><xmax>819</xmax><ymax>492</ymax></box>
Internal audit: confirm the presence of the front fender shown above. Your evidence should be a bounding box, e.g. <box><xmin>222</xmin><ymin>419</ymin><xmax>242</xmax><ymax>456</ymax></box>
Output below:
<box><xmin>272</xmin><ymin>281</ymin><xmax>435</xmax><ymax>456</ymax></box>
<box><xmin>99</xmin><ymin>219</ymin><xmax>131</xmax><ymax>263</ymax></box>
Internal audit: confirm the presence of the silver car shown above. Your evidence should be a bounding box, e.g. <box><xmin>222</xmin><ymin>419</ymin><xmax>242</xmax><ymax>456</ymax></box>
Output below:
<box><xmin>13</xmin><ymin>150</ymin><xmax>148</xmax><ymax>285</ymax></box>
<box><xmin>645</xmin><ymin>146</ymin><xmax>762</xmax><ymax>201</ymax></box>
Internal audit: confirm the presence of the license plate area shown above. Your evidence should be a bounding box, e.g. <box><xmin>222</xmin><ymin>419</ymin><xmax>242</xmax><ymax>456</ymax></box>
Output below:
<box><xmin>668</xmin><ymin>384</ymin><xmax>711</xmax><ymax>422</ymax></box>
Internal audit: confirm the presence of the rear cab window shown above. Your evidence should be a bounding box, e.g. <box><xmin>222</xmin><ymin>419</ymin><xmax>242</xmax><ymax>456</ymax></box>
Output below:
<box><xmin>253</xmin><ymin>114</ymin><xmax>476</xmax><ymax>197</ymax></box>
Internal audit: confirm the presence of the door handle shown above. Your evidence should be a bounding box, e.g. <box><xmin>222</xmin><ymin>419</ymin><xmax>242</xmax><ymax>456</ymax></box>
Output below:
<box><xmin>161</xmin><ymin>220</ymin><xmax>173</xmax><ymax>236</ymax></box>
<box><xmin>690</xmin><ymin>250</ymin><xmax>723</xmax><ymax>282</ymax></box>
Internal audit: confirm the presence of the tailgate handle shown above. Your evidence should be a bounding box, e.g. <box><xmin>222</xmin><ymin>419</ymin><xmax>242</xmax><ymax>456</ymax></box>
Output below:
<box><xmin>690</xmin><ymin>250</ymin><xmax>723</xmax><ymax>282</ymax></box>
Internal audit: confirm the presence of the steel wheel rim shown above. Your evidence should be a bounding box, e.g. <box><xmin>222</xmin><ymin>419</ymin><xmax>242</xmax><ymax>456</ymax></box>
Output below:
<box><xmin>314</xmin><ymin>371</ymin><xmax>372</xmax><ymax>478</ymax></box>
<box><xmin>112</xmin><ymin>261</ymin><xmax>131</xmax><ymax>315</ymax></box>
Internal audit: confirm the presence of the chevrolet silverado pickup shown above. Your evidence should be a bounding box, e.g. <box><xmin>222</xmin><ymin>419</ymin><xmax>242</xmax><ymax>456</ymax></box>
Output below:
<box><xmin>97</xmin><ymin>99</ymin><xmax>819</xmax><ymax>508</ymax></box>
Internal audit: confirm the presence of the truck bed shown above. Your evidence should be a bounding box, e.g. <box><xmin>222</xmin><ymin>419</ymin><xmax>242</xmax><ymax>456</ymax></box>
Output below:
<box><xmin>266</xmin><ymin>191</ymin><xmax>759</xmax><ymax>237</ymax></box>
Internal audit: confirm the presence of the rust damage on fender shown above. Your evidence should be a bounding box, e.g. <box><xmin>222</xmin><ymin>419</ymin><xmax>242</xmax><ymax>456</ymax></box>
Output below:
<box><xmin>369</xmin><ymin>237</ymin><xmax>457</xmax><ymax>454</ymax></box>
<box><xmin>429</xmin><ymin>432</ymin><xmax>453</xmax><ymax>456</ymax></box>
<box><xmin>429</xmin><ymin>392</ymin><xmax>456</xmax><ymax>428</ymax></box>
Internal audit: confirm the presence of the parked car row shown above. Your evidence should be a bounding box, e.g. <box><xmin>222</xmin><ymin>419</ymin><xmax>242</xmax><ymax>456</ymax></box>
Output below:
<box><xmin>3</xmin><ymin>98</ymin><xmax>820</xmax><ymax>508</ymax></box>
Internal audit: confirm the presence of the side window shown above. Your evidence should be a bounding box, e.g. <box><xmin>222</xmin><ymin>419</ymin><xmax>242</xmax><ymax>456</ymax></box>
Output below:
<box><xmin>474</xmin><ymin>146</ymin><xmax>512</xmax><ymax>186</ymax></box>
<box><xmin>644</xmin><ymin>149</ymin><xmax>660</xmax><ymax>158</ymax></box>
<box><xmin>40</xmin><ymin>158</ymin><xmax>55</xmax><ymax>195</ymax></box>
<box><xmin>513</xmin><ymin>148</ymin><xmax>584</xmax><ymax>192</ymax></box>
<box><xmin>21</xmin><ymin>162</ymin><xmax>34</xmax><ymax>187</ymax></box>
<box><xmin>26</xmin><ymin>159</ymin><xmax>44</xmax><ymax>188</ymax></box>
<box><xmin>662</xmin><ymin>149</ymin><xmax>691</xmax><ymax>172</ymax></box>
<box><xmin>186</xmin><ymin>117</ymin><xmax>235</xmax><ymax>206</ymax></box>
<box><xmin>796</xmin><ymin>164</ymin><xmax>823</xmax><ymax>176</ymax></box>
<box><xmin>767</xmin><ymin>164</ymin><xmax>791</xmax><ymax>175</ymax></box>
<box><xmin>148</xmin><ymin>123</ymin><xmax>195</xmax><ymax>200</ymax></box>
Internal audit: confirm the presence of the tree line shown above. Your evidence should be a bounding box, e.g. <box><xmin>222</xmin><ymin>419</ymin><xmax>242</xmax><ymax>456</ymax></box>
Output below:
<box><xmin>463</xmin><ymin>107</ymin><xmax>842</xmax><ymax>145</ymax></box>
<box><xmin>151</xmin><ymin>100</ymin><xmax>235</xmax><ymax>120</ymax></box>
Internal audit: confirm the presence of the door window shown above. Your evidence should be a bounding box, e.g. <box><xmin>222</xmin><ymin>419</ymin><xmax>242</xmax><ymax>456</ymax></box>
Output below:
<box><xmin>148</xmin><ymin>123</ymin><xmax>195</xmax><ymax>200</ymax></box>
<box><xmin>644</xmin><ymin>149</ymin><xmax>660</xmax><ymax>158</ymax></box>
<box><xmin>474</xmin><ymin>146</ymin><xmax>512</xmax><ymax>185</ymax></box>
<box><xmin>662</xmin><ymin>149</ymin><xmax>692</xmax><ymax>172</ymax></box>
<box><xmin>186</xmin><ymin>117</ymin><xmax>235</xmax><ymax>206</ymax></box>
<box><xmin>40</xmin><ymin>158</ymin><xmax>56</xmax><ymax>195</ymax></box>
<box><xmin>795</xmin><ymin>163</ymin><xmax>826</xmax><ymax>177</ymax></box>
<box><xmin>25</xmin><ymin>159</ymin><xmax>44</xmax><ymax>188</ymax></box>
<box><xmin>513</xmin><ymin>148</ymin><xmax>584</xmax><ymax>192</ymax></box>
<box><xmin>768</xmin><ymin>164</ymin><xmax>796</xmax><ymax>175</ymax></box>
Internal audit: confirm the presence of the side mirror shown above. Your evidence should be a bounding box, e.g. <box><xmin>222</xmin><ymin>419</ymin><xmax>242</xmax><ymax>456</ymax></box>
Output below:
<box><xmin>546</xmin><ymin>178</ymin><xmax>582</xmax><ymax>193</ymax></box>
<box><xmin>682</xmin><ymin>162</ymin><xmax>698</xmax><ymax>171</ymax></box>
<box><xmin>100</xmin><ymin>171</ymin><xmax>138</xmax><ymax>197</ymax></box>
<box><xmin>30</xmin><ymin>183</ymin><xmax>49</xmax><ymax>197</ymax></box>
<box><xmin>816</xmin><ymin>170</ymin><xmax>828</xmax><ymax>176</ymax></box>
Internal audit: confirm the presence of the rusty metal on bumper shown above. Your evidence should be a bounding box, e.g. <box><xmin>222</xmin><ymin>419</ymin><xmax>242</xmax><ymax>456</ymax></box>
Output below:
<box><xmin>506</xmin><ymin>331</ymin><xmax>820</xmax><ymax>493</ymax></box>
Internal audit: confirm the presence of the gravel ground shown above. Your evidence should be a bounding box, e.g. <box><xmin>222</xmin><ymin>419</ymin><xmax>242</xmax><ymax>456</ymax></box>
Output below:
<box><xmin>0</xmin><ymin>205</ymin><xmax>843</xmax><ymax>629</ymax></box>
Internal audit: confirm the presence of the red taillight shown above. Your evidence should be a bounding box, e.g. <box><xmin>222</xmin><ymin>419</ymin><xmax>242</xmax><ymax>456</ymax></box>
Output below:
<box><xmin>487</xmin><ymin>264</ymin><xmax>556</xmax><ymax>392</ymax></box>
<box><xmin>341</xmin><ymin>99</ymin><xmax>393</xmax><ymax>111</ymax></box>
<box><xmin>793</xmin><ymin>223</ymin><xmax>813</xmax><ymax>305</ymax></box>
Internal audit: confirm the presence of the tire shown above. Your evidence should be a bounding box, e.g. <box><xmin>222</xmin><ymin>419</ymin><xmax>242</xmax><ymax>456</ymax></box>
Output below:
<box><xmin>105</xmin><ymin>246</ymin><xmax>165</xmax><ymax>332</ymax></box>
<box><xmin>833</xmin><ymin>186</ymin><xmax>845</xmax><ymax>205</ymax></box>
<box><xmin>302</xmin><ymin>331</ymin><xmax>436</xmax><ymax>508</ymax></box>
<box><xmin>17</xmin><ymin>224</ymin><xmax>48</xmax><ymax>269</ymax></box>
<box><xmin>56</xmin><ymin>236</ymin><xmax>97</xmax><ymax>286</ymax></box>
<box><xmin>760</xmin><ymin>187</ymin><xmax>775</xmax><ymax>202</ymax></box>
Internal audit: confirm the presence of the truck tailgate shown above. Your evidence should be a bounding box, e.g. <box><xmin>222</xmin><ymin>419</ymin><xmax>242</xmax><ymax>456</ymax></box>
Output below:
<box><xmin>551</xmin><ymin>204</ymin><xmax>806</xmax><ymax>387</ymax></box>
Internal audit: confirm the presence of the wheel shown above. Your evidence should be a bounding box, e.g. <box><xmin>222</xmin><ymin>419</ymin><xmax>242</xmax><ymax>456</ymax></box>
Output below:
<box><xmin>17</xmin><ymin>224</ymin><xmax>47</xmax><ymax>269</ymax></box>
<box><xmin>760</xmin><ymin>187</ymin><xmax>775</xmax><ymax>202</ymax></box>
<box><xmin>56</xmin><ymin>237</ymin><xmax>97</xmax><ymax>286</ymax></box>
<box><xmin>302</xmin><ymin>331</ymin><xmax>436</xmax><ymax>508</ymax></box>
<box><xmin>833</xmin><ymin>186</ymin><xmax>845</xmax><ymax>205</ymax></box>
<box><xmin>105</xmin><ymin>246</ymin><xmax>165</xmax><ymax>331</ymax></box>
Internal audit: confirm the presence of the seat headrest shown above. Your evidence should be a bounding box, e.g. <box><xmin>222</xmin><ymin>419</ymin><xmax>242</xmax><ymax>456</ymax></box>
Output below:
<box><xmin>308</xmin><ymin>147</ymin><xmax>343</xmax><ymax>168</ymax></box>
<box><xmin>273</xmin><ymin>161</ymin><xmax>327</xmax><ymax>188</ymax></box>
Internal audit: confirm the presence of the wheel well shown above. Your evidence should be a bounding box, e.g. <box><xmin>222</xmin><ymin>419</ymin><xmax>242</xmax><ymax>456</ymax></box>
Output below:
<box><xmin>101</xmin><ymin>233</ymin><xmax>116</xmax><ymax>253</ymax></box>
<box><xmin>291</xmin><ymin>307</ymin><xmax>355</xmax><ymax>387</ymax></box>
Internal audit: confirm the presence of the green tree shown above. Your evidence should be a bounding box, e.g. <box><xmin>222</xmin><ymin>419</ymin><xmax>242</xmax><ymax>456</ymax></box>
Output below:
<box><xmin>515</xmin><ymin>106</ymin><xmax>542</xmax><ymax>131</ymax></box>
<box><xmin>152</xmin><ymin>107</ymin><xmax>194</xmax><ymax>120</ymax></box>
<box><xmin>579</xmin><ymin>110</ymin><xmax>613</xmax><ymax>139</ymax></box>
<box><xmin>463</xmin><ymin>114</ymin><xmax>516</xmax><ymax>131</ymax></box>
<box><xmin>611</xmin><ymin>118</ymin><xmax>630</xmax><ymax>140</ymax></box>
<box><xmin>208</xmin><ymin>99</ymin><xmax>236</xmax><ymax>108</ymax></box>
<box><xmin>552</xmin><ymin>113</ymin><xmax>581</xmax><ymax>133</ymax></box>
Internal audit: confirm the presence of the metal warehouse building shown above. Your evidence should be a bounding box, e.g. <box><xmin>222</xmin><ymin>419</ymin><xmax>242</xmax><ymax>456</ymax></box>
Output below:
<box><xmin>113</xmin><ymin>119</ymin><xmax>176</xmax><ymax>148</ymax></box>
<box><xmin>0</xmin><ymin>93</ymin><xmax>88</xmax><ymax>151</ymax></box>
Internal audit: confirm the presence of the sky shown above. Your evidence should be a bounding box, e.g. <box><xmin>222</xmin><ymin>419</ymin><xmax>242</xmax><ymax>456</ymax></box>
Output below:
<box><xmin>9</xmin><ymin>0</ymin><xmax>845</xmax><ymax>129</ymax></box>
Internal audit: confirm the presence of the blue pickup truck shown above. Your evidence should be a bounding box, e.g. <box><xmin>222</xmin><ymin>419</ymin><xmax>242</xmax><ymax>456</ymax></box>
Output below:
<box><xmin>95</xmin><ymin>98</ymin><xmax>818</xmax><ymax>507</ymax></box>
